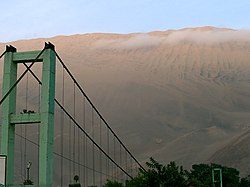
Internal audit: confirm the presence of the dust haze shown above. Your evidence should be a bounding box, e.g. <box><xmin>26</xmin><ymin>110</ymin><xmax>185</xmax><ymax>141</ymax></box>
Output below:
<box><xmin>94</xmin><ymin>28</ymin><xmax>250</xmax><ymax>50</ymax></box>
<box><xmin>1</xmin><ymin>27</ymin><xmax>250</xmax><ymax>178</ymax></box>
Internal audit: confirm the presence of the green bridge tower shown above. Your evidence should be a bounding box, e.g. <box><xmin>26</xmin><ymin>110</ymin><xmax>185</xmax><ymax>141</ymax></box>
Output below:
<box><xmin>0</xmin><ymin>43</ymin><xmax>56</xmax><ymax>187</ymax></box>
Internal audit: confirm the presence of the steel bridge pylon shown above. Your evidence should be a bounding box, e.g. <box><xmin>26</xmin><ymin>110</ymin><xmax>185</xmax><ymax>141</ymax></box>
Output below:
<box><xmin>0</xmin><ymin>43</ymin><xmax>56</xmax><ymax>187</ymax></box>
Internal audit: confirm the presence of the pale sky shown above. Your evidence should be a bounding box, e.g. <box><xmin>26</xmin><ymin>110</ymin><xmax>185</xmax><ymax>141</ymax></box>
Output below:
<box><xmin>0</xmin><ymin>0</ymin><xmax>250</xmax><ymax>42</ymax></box>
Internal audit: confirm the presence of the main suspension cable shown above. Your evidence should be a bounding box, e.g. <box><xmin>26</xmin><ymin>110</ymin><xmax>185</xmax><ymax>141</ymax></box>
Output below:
<box><xmin>0</xmin><ymin>43</ymin><xmax>142</xmax><ymax>184</ymax></box>
<box><xmin>15</xmin><ymin>133</ymin><xmax>120</xmax><ymax>180</ymax></box>
<box><xmin>17</xmin><ymin>46</ymin><xmax>141</xmax><ymax>179</ymax></box>
<box><xmin>0</xmin><ymin>47</ymin><xmax>46</xmax><ymax>105</ymax></box>
<box><xmin>54</xmin><ymin>50</ymin><xmax>145</xmax><ymax>172</ymax></box>
<box><xmin>54</xmin><ymin>99</ymin><xmax>133</xmax><ymax>179</ymax></box>
<box><xmin>0</xmin><ymin>50</ymin><xmax>6</xmax><ymax>60</ymax></box>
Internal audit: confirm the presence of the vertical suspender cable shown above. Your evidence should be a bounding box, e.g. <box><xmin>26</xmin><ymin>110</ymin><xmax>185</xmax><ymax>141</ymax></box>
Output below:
<box><xmin>69</xmin><ymin>118</ymin><xmax>72</xmax><ymax>183</ymax></box>
<box><xmin>24</xmin><ymin>117</ymin><xmax>27</xmax><ymax>179</ymax></box>
<box><xmin>54</xmin><ymin>98</ymin><xmax>134</xmax><ymax>179</ymax></box>
<box><xmin>106</xmin><ymin>157</ymin><xmax>108</xmax><ymax>181</ymax></box>
<box><xmin>78</xmin><ymin>112</ymin><xmax>80</xmax><ymax>179</ymax></box>
<box><xmin>107</xmin><ymin>127</ymin><xmax>109</xmax><ymax>179</ymax></box>
<box><xmin>130</xmin><ymin>157</ymin><xmax>133</xmax><ymax>177</ymax></box>
<box><xmin>113</xmin><ymin>136</ymin><xmax>116</xmax><ymax>180</ymax></box>
<box><xmin>99</xmin><ymin>118</ymin><xmax>102</xmax><ymax>186</ymax></box>
<box><xmin>92</xmin><ymin>108</ymin><xmax>95</xmax><ymax>185</ymax></box>
<box><xmin>73</xmin><ymin>83</ymin><xmax>76</xmax><ymax>176</ymax></box>
<box><xmin>20</xmin><ymin>125</ymin><xmax>23</xmax><ymax>181</ymax></box>
<box><xmin>38</xmin><ymin>84</ymin><xmax>41</xmax><ymax>112</ymax></box>
<box><xmin>77</xmin><ymin>84</ymin><xmax>80</xmax><ymax>178</ymax></box>
<box><xmin>83</xmin><ymin>97</ymin><xmax>87</xmax><ymax>186</ymax></box>
<box><xmin>0</xmin><ymin>47</ymin><xmax>46</xmax><ymax>106</ymax></box>
<box><xmin>125</xmin><ymin>151</ymin><xmax>128</xmax><ymax>181</ymax></box>
<box><xmin>60</xmin><ymin>68</ymin><xmax>65</xmax><ymax>186</ymax></box>
<box><xmin>119</xmin><ymin>143</ymin><xmax>122</xmax><ymax>181</ymax></box>
<box><xmin>13</xmin><ymin>47</ymin><xmax>142</xmax><ymax>185</ymax></box>
<box><xmin>24</xmin><ymin>70</ymin><xmax>28</xmax><ymax>179</ymax></box>
<box><xmin>37</xmin><ymin>83</ymin><xmax>41</xmax><ymax>183</ymax></box>
<box><xmin>54</xmin><ymin>51</ymin><xmax>146</xmax><ymax>172</ymax></box>
<box><xmin>111</xmin><ymin>136</ymin><xmax>114</xmax><ymax>180</ymax></box>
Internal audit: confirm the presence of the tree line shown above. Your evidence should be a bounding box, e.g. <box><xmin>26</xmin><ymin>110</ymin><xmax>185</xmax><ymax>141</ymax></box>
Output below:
<box><xmin>103</xmin><ymin>157</ymin><xmax>250</xmax><ymax>187</ymax></box>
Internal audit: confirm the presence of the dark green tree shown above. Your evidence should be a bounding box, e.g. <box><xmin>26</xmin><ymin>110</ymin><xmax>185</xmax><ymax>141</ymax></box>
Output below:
<box><xmin>23</xmin><ymin>179</ymin><xmax>34</xmax><ymax>185</ymax></box>
<box><xmin>187</xmin><ymin>163</ymin><xmax>213</xmax><ymax>186</ymax></box>
<box><xmin>221</xmin><ymin>166</ymin><xmax>240</xmax><ymax>187</ymax></box>
<box><xmin>128</xmin><ymin>157</ymin><xmax>186</xmax><ymax>187</ymax></box>
<box><xmin>164</xmin><ymin>161</ymin><xmax>187</xmax><ymax>187</ymax></box>
<box><xmin>103</xmin><ymin>180</ymin><xmax>124</xmax><ymax>187</ymax></box>
<box><xmin>126</xmin><ymin>174</ymin><xmax>148</xmax><ymax>187</ymax></box>
<box><xmin>240</xmin><ymin>175</ymin><xmax>250</xmax><ymax>187</ymax></box>
<box><xmin>103</xmin><ymin>158</ymin><xmax>249</xmax><ymax>187</ymax></box>
<box><xmin>187</xmin><ymin>163</ymin><xmax>241</xmax><ymax>187</ymax></box>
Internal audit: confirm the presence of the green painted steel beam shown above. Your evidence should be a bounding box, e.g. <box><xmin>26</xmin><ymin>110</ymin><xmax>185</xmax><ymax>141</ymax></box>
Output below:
<box><xmin>1</xmin><ymin>44</ymin><xmax>56</xmax><ymax>187</ymax></box>
<box><xmin>0</xmin><ymin>50</ymin><xmax>17</xmax><ymax>186</ymax></box>
<box><xmin>12</xmin><ymin>51</ymin><xmax>43</xmax><ymax>63</ymax></box>
<box><xmin>39</xmin><ymin>48</ymin><xmax>56</xmax><ymax>187</ymax></box>
<box><xmin>10</xmin><ymin>113</ymin><xmax>41</xmax><ymax>124</ymax></box>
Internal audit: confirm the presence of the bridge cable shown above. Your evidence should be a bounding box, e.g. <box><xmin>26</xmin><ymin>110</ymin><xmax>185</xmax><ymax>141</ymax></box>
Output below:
<box><xmin>19</xmin><ymin>48</ymin><xmax>136</xmax><ymax>179</ymax></box>
<box><xmin>111</xmin><ymin>137</ymin><xmax>115</xmax><ymax>180</ymax></box>
<box><xmin>131</xmin><ymin>157</ymin><xmax>133</xmax><ymax>176</ymax></box>
<box><xmin>0</xmin><ymin>50</ymin><xmax>7</xmax><ymax>60</ymax></box>
<box><xmin>119</xmin><ymin>143</ymin><xmax>122</xmax><ymax>180</ymax></box>
<box><xmin>53</xmin><ymin>49</ymin><xmax>145</xmax><ymax>179</ymax></box>
<box><xmin>54</xmin><ymin>51</ymin><xmax>146</xmax><ymax>172</ymax></box>
<box><xmin>92</xmin><ymin>108</ymin><xmax>95</xmax><ymax>185</ymax></box>
<box><xmin>82</xmin><ymin>97</ymin><xmax>87</xmax><ymax>186</ymax></box>
<box><xmin>107</xmin><ymin>126</ymin><xmax>110</xmax><ymax>179</ymax></box>
<box><xmin>113</xmin><ymin>136</ymin><xmax>116</xmax><ymax>180</ymax></box>
<box><xmin>20</xmin><ymin>50</ymin><xmax>47</xmax><ymax>182</ymax></box>
<box><xmin>21</xmin><ymin>53</ymin><xmax>97</xmax><ymax>183</ymax></box>
<box><xmin>20</xmin><ymin>123</ymin><xmax>24</xmax><ymax>180</ymax></box>
<box><xmin>99</xmin><ymin>117</ymin><xmax>102</xmax><ymax>186</ymax></box>
<box><xmin>0</xmin><ymin>47</ymin><xmax>46</xmax><ymax>105</ymax></box>
<box><xmin>77</xmin><ymin>100</ymin><xmax>80</xmax><ymax>180</ymax></box>
<box><xmin>14</xmin><ymin>133</ymin><xmax>121</xmax><ymax>180</ymax></box>
<box><xmin>0</xmin><ymin>45</ymin><xmax>137</xmax><ymax>183</ymax></box>
<box><xmin>125</xmin><ymin>151</ymin><xmax>128</xmax><ymax>180</ymax></box>
<box><xmin>22</xmin><ymin>61</ymin><xmax>42</xmax><ymax>182</ymax></box>
<box><xmin>60</xmin><ymin>68</ymin><xmax>65</xmax><ymax>186</ymax></box>
<box><xmin>24</xmin><ymin>70</ymin><xmax>29</xmax><ymax>179</ymax></box>
<box><xmin>69</xmin><ymin>119</ymin><xmax>72</xmax><ymax>182</ymax></box>
<box><xmin>54</xmin><ymin>99</ymin><xmax>133</xmax><ymax>179</ymax></box>
<box><xmin>73</xmin><ymin>82</ymin><xmax>76</xmax><ymax>177</ymax></box>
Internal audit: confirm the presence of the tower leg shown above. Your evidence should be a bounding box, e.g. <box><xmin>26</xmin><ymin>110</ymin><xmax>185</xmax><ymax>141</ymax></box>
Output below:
<box><xmin>39</xmin><ymin>48</ymin><xmax>56</xmax><ymax>187</ymax></box>
<box><xmin>0</xmin><ymin>50</ymin><xmax>17</xmax><ymax>186</ymax></box>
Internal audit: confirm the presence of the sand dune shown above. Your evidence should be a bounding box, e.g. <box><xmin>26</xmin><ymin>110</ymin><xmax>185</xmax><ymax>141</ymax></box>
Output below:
<box><xmin>1</xmin><ymin>27</ymin><xmax>250</xmax><ymax>177</ymax></box>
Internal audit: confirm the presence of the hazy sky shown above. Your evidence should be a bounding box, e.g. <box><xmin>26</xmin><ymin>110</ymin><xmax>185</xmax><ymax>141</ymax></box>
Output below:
<box><xmin>0</xmin><ymin>0</ymin><xmax>249</xmax><ymax>42</ymax></box>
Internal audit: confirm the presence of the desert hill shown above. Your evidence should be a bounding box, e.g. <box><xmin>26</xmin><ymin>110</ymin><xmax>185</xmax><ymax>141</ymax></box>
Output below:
<box><xmin>1</xmin><ymin>26</ymin><xmax>250</xmax><ymax>177</ymax></box>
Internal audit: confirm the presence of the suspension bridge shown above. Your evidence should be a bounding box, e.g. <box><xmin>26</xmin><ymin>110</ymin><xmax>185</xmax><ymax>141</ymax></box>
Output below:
<box><xmin>0</xmin><ymin>43</ymin><xmax>145</xmax><ymax>187</ymax></box>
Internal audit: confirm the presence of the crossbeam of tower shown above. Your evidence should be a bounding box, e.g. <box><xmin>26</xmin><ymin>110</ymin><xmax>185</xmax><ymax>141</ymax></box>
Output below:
<box><xmin>0</xmin><ymin>43</ymin><xmax>145</xmax><ymax>187</ymax></box>
<box><xmin>0</xmin><ymin>43</ymin><xmax>56</xmax><ymax>187</ymax></box>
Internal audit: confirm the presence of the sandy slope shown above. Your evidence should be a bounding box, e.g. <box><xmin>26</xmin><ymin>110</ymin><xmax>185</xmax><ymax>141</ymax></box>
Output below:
<box><xmin>1</xmin><ymin>27</ymin><xmax>250</xmax><ymax>177</ymax></box>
